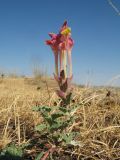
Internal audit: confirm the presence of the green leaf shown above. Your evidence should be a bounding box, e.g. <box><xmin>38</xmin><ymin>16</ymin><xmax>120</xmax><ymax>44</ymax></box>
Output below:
<box><xmin>49</xmin><ymin>122</ymin><xmax>61</xmax><ymax>130</ymax></box>
<box><xmin>35</xmin><ymin>152</ymin><xmax>44</xmax><ymax>160</ymax></box>
<box><xmin>35</xmin><ymin>124</ymin><xmax>47</xmax><ymax>132</ymax></box>
<box><xmin>5</xmin><ymin>145</ymin><xmax>23</xmax><ymax>157</ymax></box>
<box><xmin>32</xmin><ymin>106</ymin><xmax>42</xmax><ymax>112</ymax></box>
<box><xmin>33</xmin><ymin>106</ymin><xmax>52</xmax><ymax>113</ymax></box>
<box><xmin>59</xmin><ymin>133</ymin><xmax>73</xmax><ymax>144</ymax></box>
<box><xmin>51</xmin><ymin>112</ymin><xmax>64</xmax><ymax>120</ymax></box>
<box><xmin>59</xmin><ymin>132</ymin><xmax>80</xmax><ymax>145</ymax></box>
<box><xmin>43</xmin><ymin>116</ymin><xmax>53</xmax><ymax>125</ymax></box>
<box><xmin>59</xmin><ymin>107</ymin><xmax>68</xmax><ymax>113</ymax></box>
<box><xmin>49</xmin><ymin>119</ymin><xmax>70</xmax><ymax>132</ymax></box>
<box><xmin>41</xmin><ymin>106</ymin><xmax>52</xmax><ymax>112</ymax></box>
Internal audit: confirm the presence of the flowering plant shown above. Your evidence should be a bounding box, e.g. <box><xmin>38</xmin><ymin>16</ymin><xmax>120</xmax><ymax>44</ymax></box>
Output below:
<box><xmin>46</xmin><ymin>21</ymin><xmax>74</xmax><ymax>105</ymax></box>
<box><xmin>32</xmin><ymin>22</ymin><xmax>77</xmax><ymax>160</ymax></box>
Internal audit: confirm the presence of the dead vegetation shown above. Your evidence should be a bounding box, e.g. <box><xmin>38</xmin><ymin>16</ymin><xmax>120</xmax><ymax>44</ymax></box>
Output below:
<box><xmin>0</xmin><ymin>77</ymin><xmax>120</xmax><ymax>159</ymax></box>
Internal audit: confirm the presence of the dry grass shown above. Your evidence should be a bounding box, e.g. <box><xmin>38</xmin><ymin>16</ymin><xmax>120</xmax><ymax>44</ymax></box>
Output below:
<box><xmin>0</xmin><ymin>77</ymin><xmax>120</xmax><ymax>159</ymax></box>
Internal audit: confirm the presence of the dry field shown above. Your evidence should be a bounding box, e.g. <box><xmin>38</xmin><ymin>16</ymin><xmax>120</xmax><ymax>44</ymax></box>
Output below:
<box><xmin>0</xmin><ymin>77</ymin><xmax>120</xmax><ymax>159</ymax></box>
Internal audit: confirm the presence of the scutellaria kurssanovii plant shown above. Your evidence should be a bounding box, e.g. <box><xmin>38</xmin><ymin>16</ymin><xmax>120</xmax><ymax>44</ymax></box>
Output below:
<box><xmin>33</xmin><ymin>22</ymin><xmax>81</xmax><ymax>160</ymax></box>
<box><xmin>46</xmin><ymin>21</ymin><xmax>74</xmax><ymax>105</ymax></box>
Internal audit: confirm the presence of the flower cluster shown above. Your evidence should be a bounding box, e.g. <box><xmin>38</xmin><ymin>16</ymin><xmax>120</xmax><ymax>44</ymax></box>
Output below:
<box><xmin>45</xmin><ymin>21</ymin><xmax>74</xmax><ymax>102</ymax></box>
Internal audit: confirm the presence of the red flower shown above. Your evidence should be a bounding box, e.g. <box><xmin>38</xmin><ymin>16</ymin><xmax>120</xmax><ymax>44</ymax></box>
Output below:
<box><xmin>45</xmin><ymin>34</ymin><xmax>61</xmax><ymax>76</ymax></box>
<box><xmin>45</xmin><ymin>21</ymin><xmax>74</xmax><ymax>80</ymax></box>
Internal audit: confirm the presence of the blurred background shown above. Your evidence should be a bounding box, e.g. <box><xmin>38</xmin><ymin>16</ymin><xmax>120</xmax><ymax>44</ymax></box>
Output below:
<box><xmin>0</xmin><ymin>0</ymin><xmax>120</xmax><ymax>86</ymax></box>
